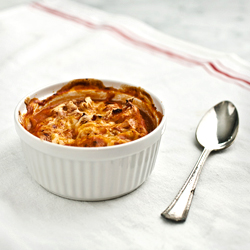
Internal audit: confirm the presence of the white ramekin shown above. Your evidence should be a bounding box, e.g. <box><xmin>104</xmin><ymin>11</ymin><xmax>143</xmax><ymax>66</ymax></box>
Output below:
<box><xmin>14</xmin><ymin>79</ymin><xmax>166</xmax><ymax>201</ymax></box>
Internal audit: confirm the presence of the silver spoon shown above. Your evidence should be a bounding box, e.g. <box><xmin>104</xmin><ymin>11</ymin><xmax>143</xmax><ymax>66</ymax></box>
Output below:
<box><xmin>161</xmin><ymin>100</ymin><xmax>239</xmax><ymax>222</ymax></box>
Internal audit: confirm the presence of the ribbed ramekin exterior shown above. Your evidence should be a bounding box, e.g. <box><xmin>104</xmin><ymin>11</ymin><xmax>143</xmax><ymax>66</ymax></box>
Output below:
<box><xmin>15</xmin><ymin>79</ymin><xmax>166</xmax><ymax>201</ymax></box>
<box><xmin>21</xmin><ymin>139</ymin><xmax>161</xmax><ymax>201</ymax></box>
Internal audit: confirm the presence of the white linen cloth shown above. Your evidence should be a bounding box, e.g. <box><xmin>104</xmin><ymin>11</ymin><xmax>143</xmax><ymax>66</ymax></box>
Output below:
<box><xmin>1</xmin><ymin>0</ymin><xmax>250</xmax><ymax>249</ymax></box>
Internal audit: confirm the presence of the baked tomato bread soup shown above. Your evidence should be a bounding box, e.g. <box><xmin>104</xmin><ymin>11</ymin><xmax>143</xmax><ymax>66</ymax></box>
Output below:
<box><xmin>20</xmin><ymin>79</ymin><xmax>163</xmax><ymax>147</ymax></box>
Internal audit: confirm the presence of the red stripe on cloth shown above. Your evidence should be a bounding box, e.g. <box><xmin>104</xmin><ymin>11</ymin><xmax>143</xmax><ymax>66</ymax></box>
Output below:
<box><xmin>208</xmin><ymin>63</ymin><xmax>250</xmax><ymax>86</ymax></box>
<box><xmin>31</xmin><ymin>2</ymin><xmax>250</xmax><ymax>88</ymax></box>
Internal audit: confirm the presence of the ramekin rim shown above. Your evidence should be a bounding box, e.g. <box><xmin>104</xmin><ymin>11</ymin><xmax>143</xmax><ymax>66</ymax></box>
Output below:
<box><xmin>14</xmin><ymin>79</ymin><xmax>166</xmax><ymax>152</ymax></box>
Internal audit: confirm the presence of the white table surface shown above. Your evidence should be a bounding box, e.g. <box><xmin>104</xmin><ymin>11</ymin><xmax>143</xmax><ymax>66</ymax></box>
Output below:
<box><xmin>1</xmin><ymin>0</ymin><xmax>250</xmax><ymax>63</ymax></box>
<box><xmin>1</xmin><ymin>1</ymin><xmax>250</xmax><ymax>249</ymax></box>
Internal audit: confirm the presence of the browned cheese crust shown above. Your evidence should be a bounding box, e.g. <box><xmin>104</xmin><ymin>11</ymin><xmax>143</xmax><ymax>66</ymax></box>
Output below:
<box><xmin>21</xmin><ymin>79</ymin><xmax>163</xmax><ymax>147</ymax></box>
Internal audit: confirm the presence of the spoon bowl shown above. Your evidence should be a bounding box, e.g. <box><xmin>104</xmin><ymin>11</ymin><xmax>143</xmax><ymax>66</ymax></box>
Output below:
<box><xmin>196</xmin><ymin>101</ymin><xmax>239</xmax><ymax>150</ymax></box>
<box><xmin>161</xmin><ymin>100</ymin><xmax>239</xmax><ymax>222</ymax></box>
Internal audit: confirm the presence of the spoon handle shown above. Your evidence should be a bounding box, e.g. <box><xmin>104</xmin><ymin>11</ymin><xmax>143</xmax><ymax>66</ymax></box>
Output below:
<box><xmin>161</xmin><ymin>148</ymin><xmax>211</xmax><ymax>222</ymax></box>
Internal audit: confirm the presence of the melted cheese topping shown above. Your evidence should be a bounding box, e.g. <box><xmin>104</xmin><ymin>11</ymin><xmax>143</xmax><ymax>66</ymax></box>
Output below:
<box><xmin>23</xmin><ymin>97</ymin><xmax>149</xmax><ymax>147</ymax></box>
